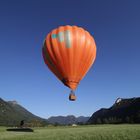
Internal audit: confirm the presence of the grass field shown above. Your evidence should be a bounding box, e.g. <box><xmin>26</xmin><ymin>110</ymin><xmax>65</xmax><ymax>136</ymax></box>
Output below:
<box><xmin>0</xmin><ymin>125</ymin><xmax>140</xmax><ymax>140</ymax></box>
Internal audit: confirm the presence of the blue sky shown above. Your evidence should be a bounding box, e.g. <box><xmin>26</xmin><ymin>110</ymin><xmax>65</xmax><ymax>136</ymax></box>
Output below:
<box><xmin>0</xmin><ymin>0</ymin><xmax>140</xmax><ymax>118</ymax></box>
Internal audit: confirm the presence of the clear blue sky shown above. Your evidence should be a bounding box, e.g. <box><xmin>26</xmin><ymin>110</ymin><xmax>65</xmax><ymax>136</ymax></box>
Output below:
<box><xmin>0</xmin><ymin>0</ymin><xmax>140</xmax><ymax>118</ymax></box>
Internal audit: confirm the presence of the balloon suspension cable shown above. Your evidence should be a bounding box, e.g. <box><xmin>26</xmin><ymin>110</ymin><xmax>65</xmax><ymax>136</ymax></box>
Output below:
<box><xmin>70</xmin><ymin>90</ymin><xmax>75</xmax><ymax>95</ymax></box>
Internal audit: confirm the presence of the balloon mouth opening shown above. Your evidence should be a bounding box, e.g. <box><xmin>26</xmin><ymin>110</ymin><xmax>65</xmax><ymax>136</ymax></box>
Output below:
<box><xmin>62</xmin><ymin>79</ymin><xmax>79</xmax><ymax>90</ymax></box>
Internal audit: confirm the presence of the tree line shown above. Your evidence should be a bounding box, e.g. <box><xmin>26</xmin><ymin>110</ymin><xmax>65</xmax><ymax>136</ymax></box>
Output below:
<box><xmin>90</xmin><ymin>113</ymin><xmax>140</xmax><ymax>124</ymax></box>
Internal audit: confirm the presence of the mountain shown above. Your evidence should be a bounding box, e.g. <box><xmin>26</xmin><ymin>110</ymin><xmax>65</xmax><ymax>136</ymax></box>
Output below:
<box><xmin>0</xmin><ymin>98</ymin><xmax>47</xmax><ymax>126</ymax></box>
<box><xmin>88</xmin><ymin>97</ymin><xmax>140</xmax><ymax>124</ymax></box>
<box><xmin>77</xmin><ymin>116</ymin><xmax>90</xmax><ymax>123</ymax></box>
<box><xmin>47</xmin><ymin>115</ymin><xmax>90</xmax><ymax>125</ymax></box>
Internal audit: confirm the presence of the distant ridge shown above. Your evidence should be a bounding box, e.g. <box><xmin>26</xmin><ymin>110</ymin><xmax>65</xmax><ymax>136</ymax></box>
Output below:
<box><xmin>88</xmin><ymin>97</ymin><xmax>140</xmax><ymax>124</ymax></box>
<box><xmin>47</xmin><ymin>115</ymin><xmax>90</xmax><ymax>125</ymax></box>
<box><xmin>0</xmin><ymin>98</ymin><xmax>47</xmax><ymax>126</ymax></box>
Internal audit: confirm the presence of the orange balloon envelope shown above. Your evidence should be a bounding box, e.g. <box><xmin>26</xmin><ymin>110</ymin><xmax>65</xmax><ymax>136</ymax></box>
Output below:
<box><xmin>42</xmin><ymin>25</ymin><xmax>96</xmax><ymax>90</ymax></box>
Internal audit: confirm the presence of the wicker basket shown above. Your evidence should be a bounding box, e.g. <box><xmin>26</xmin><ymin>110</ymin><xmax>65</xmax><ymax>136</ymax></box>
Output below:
<box><xmin>69</xmin><ymin>93</ymin><xmax>76</xmax><ymax>101</ymax></box>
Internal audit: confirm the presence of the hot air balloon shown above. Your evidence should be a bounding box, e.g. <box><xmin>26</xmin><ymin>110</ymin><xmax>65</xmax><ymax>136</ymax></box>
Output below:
<box><xmin>42</xmin><ymin>25</ymin><xmax>96</xmax><ymax>101</ymax></box>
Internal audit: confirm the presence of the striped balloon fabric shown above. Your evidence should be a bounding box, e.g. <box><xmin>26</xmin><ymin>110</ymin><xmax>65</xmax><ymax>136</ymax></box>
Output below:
<box><xmin>42</xmin><ymin>25</ymin><xmax>96</xmax><ymax>91</ymax></box>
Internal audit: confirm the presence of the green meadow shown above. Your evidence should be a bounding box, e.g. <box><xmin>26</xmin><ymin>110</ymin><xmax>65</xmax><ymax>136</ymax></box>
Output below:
<box><xmin>0</xmin><ymin>125</ymin><xmax>140</xmax><ymax>140</ymax></box>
